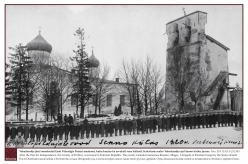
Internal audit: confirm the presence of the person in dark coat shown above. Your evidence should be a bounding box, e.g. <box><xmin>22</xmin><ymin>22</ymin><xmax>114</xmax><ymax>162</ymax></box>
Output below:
<box><xmin>185</xmin><ymin>115</ymin><xmax>190</xmax><ymax>129</ymax></box>
<box><xmin>136</xmin><ymin>117</ymin><xmax>141</xmax><ymax>134</ymax></box>
<box><xmin>148</xmin><ymin>118</ymin><xmax>153</xmax><ymax>133</ymax></box>
<box><xmin>69</xmin><ymin>114</ymin><xmax>74</xmax><ymax>125</ymax></box>
<box><xmin>42</xmin><ymin>125</ymin><xmax>48</xmax><ymax>141</ymax></box>
<box><xmin>224</xmin><ymin>112</ymin><xmax>229</xmax><ymax>127</ymax></box>
<box><xmin>64</xmin><ymin>123</ymin><xmax>70</xmax><ymax>140</ymax></box>
<box><xmin>220</xmin><ymin>112</ymin><xmax>225</xmax><ymax>127</ymax></box>
<box><xmin>47</xmin><ymin>125</ymin><xmax>54</xmax><ymax>141</ymax></box>
<box><xmin>80</xmin><ymin>123</ymin><xmax>85</xmax><ymax>139</ymax></box>
<box><xmin>29</xmin><ymin>125</ymin><xmax>36</xmax><ymax>142</ymax></box>
<box><xmin>96</xmin><ymin>121</ymin><xmax>100</xmax><ymax>138</ymax></box>
<box><xmin>182</xmin><ymin>115</ymin><xmax>186</xmax><ymax>130</ymax></box>
<box><xmin>132</xmin><ymin>118</ymin><xmax>137</xmax><ymax>134</ymax></box>
<box><xmin>209</xmin><ymin>113</ymin><xmax>213</xmax><ymax>128</ymax></box>
<box><xmin>145</xmin><ymin>118</ymin><xmax>149</xmax><ymax>133</ymax></box>
<box><xmin>69</xmin><ymin>124</ymin><xmax>75</xmax><ymax>140</ymax></box>
<box><xmin>83</xmin><ymin>118</ymin><xmax>89</xmax><ymax>125</ymax></box>
<box><xmin>36</xmin><ymin>125</ymin><xmax>42</xmax><ymax>142</ymax></box>
<box><xmin>114</xmin><ymin>119</ymin><xmax>119</xmax><ymax>136</ymax></box>
<box><xmin>161</xmin><ymin>116</ymin><xmax>166</xmax><ymax>132</ymax></box>
<box><xmin>141</xmin><ymin>118</ymin><xmax>146</xmax><ymax>134</ymax></box>
<box><xmin>157</xmin><ymin>117</ymin><xmax>162</xmax><ymax>132</ymax></box>
<box><xmin>23</xmin><ymin>125</ymin><xmax>29</xmax><ymax>142</ymax></box>
<box><xmin>238</xmin><ymin>112</ymin><xmax>243</xmax><ymax>127</ymax></box>
<box><xmin>10</xmin><ymin>125</ymin><xmax>17</xmax><ymax>142</ymax></box>
<box><xmin>118</xmin><ymin>119</ymin><xmax>123</xmax><ymax>136</ymax></box>
<box><xmin>166</xmin><ymin>116</ymin><xmax>170</xmax><ymax>131</ymax></box>
<box><xmin>123</xmin><ymin>119</ymin><xmax>128</xmax><ymax>135</ymax></box>
<box><xmin>202</xmin><ymin>114</ymin><xmax>206</xmax><ymax>128</ymax></box>
<box><xmin>227</xmin><ymin>112</ymin><xmax>231</xmax><ymax>126</ymax></box>
<box><xmin>75</xmin><ymin>123</ymin><xmax>80</xmax><ymax>140</ymax></box>
<box><xmin>91</xmin><ymin>122</ymin><xmax>96</xmax><ymax>138</ymax></box>
<box><xmin>100</xmin><ymin>120</ymin><xmax>105</xmax><ymax>137</ymax></box>
<box><xmin>170</xmin><ymin>115</ymin><xmax>175</xmax><ymax>130</ymax></box>
<box><xmin>86</xmin><ymin>122</ymin><xmax>91</xmax><ymax>138</ymax></box>
<box><xmin>64</xmin><ymin>114</ymin><xmax>68</xmax><ymax>124</ymax></box>
<box><xmin>174</xmin><ymin>115</ymin><xmax>178</xmax><ymax>130</ymax></box>
<box><xmin>53</xmin><ymin>125</ymin><xmax>59</xmax><ymax>141</ymax></box>
<box><xmin>178</xmin><ymin>115</ymin><xmax>182</xmax><ymax>130</ymax></box>
<box><xmin>217</xmin><ymin>112</ymin><xmax>222</xmax><ymax>127</ymax></box>
<box><xmin>110</xmin><ymin>121</ymin><xmax>115</xmax><ymax>137</ymax></box>
<box><xmin>234</xmin><ymin>113</ymin><xmax>238</xmax><ymax>127</ymax></box>
<box><xmin>205</xmin><ymin>113</ymin><xmax>209</xmax><ymax>128</ymax></box>
<box><xmin>105</xmin><ymin>121</ymin><xmax>109</xmax><ymax>137</ymax></box>
<box><xmin>17</xmin><ymin>125</ymin><xmax>24</xmax><ymax>136</ymax></box>
<box><xmin>212</xmin><ymin>113</ymin><xmax>217</xmax><ymax>128</ymax></box>
<box><xmin>190</xmin><ymin>114</ymin><xmax>194</xmax><ymax>129</ymax></box>
<box><xmin>230</xmin><ymin>112</ymin><xmax>234</xmax><ymax>126</ymax></box>
<box><xmin>196</xmin><ymin>114</ymin><xmax>201</xmax><ymax>129</ymax></box>
<box><xmin>126</xmin><ymin>119</ymin><xmax>131</xmax><ymax>135</ymax></box>
<box><xmin>193</xmin><ymin>114</ymin><xmax>197</xmax><ymax>129</ymax></box>
<box><xmin>6</xmin><ymin>126</ymin><xmax>10</xmax><ymax>142</ymax></box>
<box><xmin>169</xmin><ymin>115</ymin><xmax>174</xmax><ymax>130</ymax></box>
<box><xmin>152</xmin><ymin>117</ymin><xmax>157</xmax><ymax>132</ymax></box>
<box><xmin>58</xmin><ymin>124</ymin><xmax>64</xmax><ymax>140</ymax></box>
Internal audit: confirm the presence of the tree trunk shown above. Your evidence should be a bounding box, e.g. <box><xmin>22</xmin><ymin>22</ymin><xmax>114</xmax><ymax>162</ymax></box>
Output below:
<box><xmin>80</xmin><ymin>95</ymin><xmax>84</xmax><ymax>118</ymax></box>
<box><xmin>98</xmin><ymin>96</ymin><xmax>101</xmax><ymax>115</ymax></box>
<box><xmin>195</xmin><ymin>101</ymin><xmax>197</xmax><ymax>112</ymax></box>
<box><xmin>144</xmin><ymin>94</ymin><xmax>148</xmax><ymax>115</ymax></box>
<box><xmin>130</xmin><ymin>105</ymin><xmax>133</xmax><ymax>115</ymax></box>
<box><xmin>18</xmin><ymin>87</ymin><xmax>21</xmax><ymax>121</ymax></box>
<box><xmin>95</xmin><ymin>93</ymin><xmax>98</xmax><ymax>114</ymax></box>
<box><xmin>26</xmin><ymin>91</ymin><xmax>29</xmax><ymax>121</ymax></box>
<box><xmin>137</xmin><ymin>89</ymin><xmax>141</xmax><ymax>114</ymax></box>
<box><xmin>76</xmin><ymin>94</ymin><xmax>79</xmax><ymax>116</ymax></box>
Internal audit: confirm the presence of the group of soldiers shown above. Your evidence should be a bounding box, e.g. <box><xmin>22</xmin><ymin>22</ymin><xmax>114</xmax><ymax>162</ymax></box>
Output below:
<box><xmin>5</xmin><ymin>112</ymin><xmax>243</xmax><ymax>143</ymax></box>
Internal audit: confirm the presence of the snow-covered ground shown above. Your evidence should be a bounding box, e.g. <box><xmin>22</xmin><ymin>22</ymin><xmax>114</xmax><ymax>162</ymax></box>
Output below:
<box><xmin>6</xmin><ymin>126</ymin><xmax>242</xmax><ymax>148</ymax></box>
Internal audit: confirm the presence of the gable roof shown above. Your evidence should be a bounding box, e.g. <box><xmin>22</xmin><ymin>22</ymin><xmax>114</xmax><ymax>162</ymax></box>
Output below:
<box><xmin>166</xmin><ymin>11</ymin><xmax>207</xmax><ymax>25</ymax></box>
<box><xmin>206</xmin><ymin>35</ymin><xmax>230</xmax><ymax>51</ymax></box>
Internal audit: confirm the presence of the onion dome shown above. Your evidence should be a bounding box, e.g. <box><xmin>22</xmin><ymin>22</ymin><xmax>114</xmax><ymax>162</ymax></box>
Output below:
<box><xmin>26</xmin><ymin>32</ymin><xmax>52</xmax><ymax>53</ymax></box>
<box><xmin>88</xmin><ymin>50</ymin><xmax>100</xmax><ymax>67</ymax></box>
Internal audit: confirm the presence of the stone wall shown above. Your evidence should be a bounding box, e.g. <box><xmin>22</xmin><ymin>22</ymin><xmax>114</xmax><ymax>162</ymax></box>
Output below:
<box><xmin>165</xmin><ymin>11</ymin><xmax>230</xmax><ymax>112</ymax></box>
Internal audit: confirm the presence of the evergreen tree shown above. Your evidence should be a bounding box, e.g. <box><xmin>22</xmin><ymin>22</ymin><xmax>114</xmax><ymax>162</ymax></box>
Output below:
<box><xmin>71</xmin><ymin>28</ymin><xmax>92</xmax><ymax>118</ymax></box>
<box><xmin>117</xmin><ymin>104</ymin><xmax>122</xmax><ymax>116</ymax></box>
<box><xmin>7</xmin><ymin>44</ymin><xmax>33</xmax><ymax>120</ymax></box>
<box><xmin>114</xmin><ymin>106</ymin><xmax>118</xmax><ymax>116</ymax></box>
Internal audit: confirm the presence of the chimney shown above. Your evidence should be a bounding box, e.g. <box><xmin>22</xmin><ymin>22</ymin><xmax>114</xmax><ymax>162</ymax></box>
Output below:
<box><xmin>116</xmin><ymin>78</ymin><xmax>119</xmax><ymax>82</ymax></box>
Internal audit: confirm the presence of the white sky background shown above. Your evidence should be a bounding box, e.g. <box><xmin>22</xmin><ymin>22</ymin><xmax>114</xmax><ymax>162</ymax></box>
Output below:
<box><xmin>6</xmin><ymin>5</ymin><xmax>242</xmax><ymax>87</ymax></box>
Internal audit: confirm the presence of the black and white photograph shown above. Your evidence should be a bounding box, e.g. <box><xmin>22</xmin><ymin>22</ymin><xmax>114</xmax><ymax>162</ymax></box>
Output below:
<box><xmin>5</xmin><ymin>5</ymin><xmax>243</xmax><ymax>149</ymax></box>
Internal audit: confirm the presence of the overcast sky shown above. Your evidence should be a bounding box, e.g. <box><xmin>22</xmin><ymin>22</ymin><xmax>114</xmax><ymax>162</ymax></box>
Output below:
<box><xmin>6</xmin><ymin>5</ymin><xmax>242</xmax><ymax>87</ymax></box>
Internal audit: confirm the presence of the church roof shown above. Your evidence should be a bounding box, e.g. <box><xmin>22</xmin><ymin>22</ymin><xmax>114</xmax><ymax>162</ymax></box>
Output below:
<box><xmin>88</xmin><ymin>51</ymin><xmax>100</xmax><ymax>67</ymax></box>
<box><xmin>26</xmin><ymin>33</ymin><xmax>52</xmax><ymax>53</ymax></box>
<box><xmin>206</xmin><ymin>35</ymin><xmax>230</xmax><ymax>51</ymax></box>
<box><xmin>166</xmin><ymin>11</ymin><xmax>208</xmax><ymax>25</ymax></box>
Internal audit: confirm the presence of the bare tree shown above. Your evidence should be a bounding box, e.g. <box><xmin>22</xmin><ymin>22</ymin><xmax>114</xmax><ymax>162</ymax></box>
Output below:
<box><xmin>118</xmin><ymin>58</ymin><xmax>140</xmax><ymax>115</ymax></box>
<box><xmin>35</xmin><ymin>54</ymin><xmax>72</xmax><ymax>121</ymax></box>
<box><xmin>189</xmin><ymin>69</ymin><xmax>209</xmax><ymax>111</ymax></box>
<box><xmin>150</xmin><ymin>64</ymin><xmax>165</xmax><ymax>114</ymax></box>
<box><xmin>90</xmin><ymin>63</ymin><xmax>114</xmax><ymax>115</ymax></box>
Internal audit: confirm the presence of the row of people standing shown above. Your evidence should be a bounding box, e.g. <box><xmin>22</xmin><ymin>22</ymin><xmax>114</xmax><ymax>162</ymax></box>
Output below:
<box><xmin>6</xmin><ymin>112</ymin><xmax>243</xmax><ymax>143</ymax></box>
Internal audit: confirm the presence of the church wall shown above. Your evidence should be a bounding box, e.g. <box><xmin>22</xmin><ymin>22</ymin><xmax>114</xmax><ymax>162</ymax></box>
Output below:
<box><xmin>165</xmin><ymin>11</ymin><xmax>230</xmax><ymax>113</ymax></box>
<box><xmin>198</xmin><ymin>39</ymin><xmax>230</xmax><ymax>111</ymax></box>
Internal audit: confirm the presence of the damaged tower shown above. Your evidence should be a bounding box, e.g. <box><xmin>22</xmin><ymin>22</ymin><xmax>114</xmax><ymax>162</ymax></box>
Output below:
<box><xmin>165</xmin><ymin>11</ymin><xmax>236</xmax><ymax>112</ymax></box>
